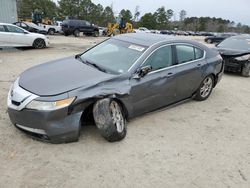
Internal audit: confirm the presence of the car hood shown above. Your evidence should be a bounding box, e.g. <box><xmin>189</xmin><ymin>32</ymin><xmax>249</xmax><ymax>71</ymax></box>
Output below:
<box><xmin>19</xmin><ymin>56</ymin><xmax>116</xmax><ymax>96</ymax></box>
<box><xmin>216</xmin><ymin>47</ymin><xmax>250</xmax><ymax>58</ymax></box>
<box><xmin>27</xmin><ymin>32</ymin><xmax>46</xmax><ymax>38</ymax></box>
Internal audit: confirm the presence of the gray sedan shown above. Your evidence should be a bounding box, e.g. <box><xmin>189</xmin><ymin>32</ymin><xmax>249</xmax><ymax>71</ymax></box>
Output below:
<box><xmin>7</xmin><ymin>33</ymin><xmax>224</xmax><ymax>143</ymax></box>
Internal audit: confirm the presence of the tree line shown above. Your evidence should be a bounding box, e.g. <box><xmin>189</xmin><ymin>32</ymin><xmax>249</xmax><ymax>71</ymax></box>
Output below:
<box><xmin>17</xmin><ymin>0</ymin><xmax>250</xmax><ymax>33</ymax></box>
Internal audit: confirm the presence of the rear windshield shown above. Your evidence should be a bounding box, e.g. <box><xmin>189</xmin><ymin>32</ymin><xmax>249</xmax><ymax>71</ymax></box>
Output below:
<box><xmin>80</xmin><ymin>39</ymin><xmax>147</xmax><ymax>74</ymax></box>
<box><xmin>218</xmin><ymin>37</ymin><xmax>250</xmax><ymax>51</ymax></box>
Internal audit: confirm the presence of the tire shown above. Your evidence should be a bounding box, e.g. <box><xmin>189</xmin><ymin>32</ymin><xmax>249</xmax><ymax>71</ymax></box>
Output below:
<box><xmin>74</xmin><ymin>29</ymin><xmax>80</xmax><ymax>37</ymax></box>
<box><xmin>241</xmin><ymin>63</ymin><xmax>250</xmax><ymax>77</ymax></box>
<box><xmin>207</xmin><ymin>39</ymin><xmax>212</xmax><ymax>44</ymax></box>
<box><xmin>194</xmin><ymin>75</ymin><xmax>214</xmax><ymax>101</ymax></box>
<box><xmin>113</xmin><ymin>29</ymin><xmax>120</xmax><ymax>36</ymax></box>
<box><xmin>93</xmin><ymin>30</ymin><xmax>99</xmax><ymax>37</ymax></box>
<box><xmin>64</xmin><ymin>32</ymin><xmax>70</xmax><ymax>36</ymax></box>
<box><xmin>93</xmin><ymin>98</ymin><xmax>127</xmax><ymax>142</ymax></box>
<box><xmin>48</xmin><ymin>28</ymin><xmax>55</xmax><ymax>35</ymax></box>
<box><xmin>33</xmin><ymin>38</ymin><xmax>46</xmax><ymax>49</ymax></box>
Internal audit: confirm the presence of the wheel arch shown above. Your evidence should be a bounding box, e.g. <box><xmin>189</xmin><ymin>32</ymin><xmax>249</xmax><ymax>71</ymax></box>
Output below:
<box><xmin>75</xmin><ymin>95</ymin><xmax>129</xmax><ymax>126</ymax></box>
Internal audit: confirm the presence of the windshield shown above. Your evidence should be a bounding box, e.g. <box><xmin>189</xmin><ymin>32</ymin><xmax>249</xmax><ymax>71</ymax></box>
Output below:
<box><xmin>218</xmin><ymin>37</ymin><xmax>250</xmax><ymax>51</ymax></box>
<box><xmin>80</xmin><ymin>39</ymin><xmax>147</xmax><ymax>74</ymax></box>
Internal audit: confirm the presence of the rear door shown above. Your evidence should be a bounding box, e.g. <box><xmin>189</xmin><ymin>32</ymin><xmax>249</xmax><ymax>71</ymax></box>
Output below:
<box><xmin>130</xmin><ymin>45</ymin><xmax>177</xmax><ymax>116</ymax></box>
<box><xmin>174</xmin><ymin>44</ymin><xmax>206</xmax><ymax>101</ymax></box>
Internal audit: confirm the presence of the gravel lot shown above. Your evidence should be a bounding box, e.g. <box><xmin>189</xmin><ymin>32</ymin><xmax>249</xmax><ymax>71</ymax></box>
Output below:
<box><xmin>0</xmin><ymin>35</ymin><xmax>250</xmax><ymax>188</ymax></box>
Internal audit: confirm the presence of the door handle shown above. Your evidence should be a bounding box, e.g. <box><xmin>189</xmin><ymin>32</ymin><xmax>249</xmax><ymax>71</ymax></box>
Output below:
<box><xmin>197</xmin><ymin>63</ymin><xmax>202</xmax><ymax>67</ymax></box>
<box><xmin>161</xmin><ymin>72</ymin><xmax>173</xmax><ymax>79</ymax></box>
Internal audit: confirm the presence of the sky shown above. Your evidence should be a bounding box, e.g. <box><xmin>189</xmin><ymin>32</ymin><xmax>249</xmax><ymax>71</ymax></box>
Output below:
<box><xmin>89</xmin><ymin>0</ymin><xmax>250</xmax><ymax>25</ymax></box>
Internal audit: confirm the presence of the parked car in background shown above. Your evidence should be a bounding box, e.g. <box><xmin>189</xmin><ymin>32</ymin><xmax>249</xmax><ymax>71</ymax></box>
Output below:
<box><xmin>7</xmin><ymin>33</ymin><xmax>223</xmax><ymax>144</ymax></box>
<box><xmin>216</xmin><ymin>35</ymin><xmax>250</xmax><ymax>77</ymax></box>
<box><xmin>150</xmin><ymin>30</ymin><xmax>161</xmax><ymax>34</ymax></box>
<box><xmin>62</xmin><ymin>19</ymin><xmax>99</xmax><ymax>37</ymax></box>
<box><xmin>200</xmin><ymin>32</ymin><xmax>214</xmax><ymax>37</ymax></box>
<box><xmin>205</xmin><ymin>33</ymin><xmax>235</xmax><ymax>44</ymax></box>
<box><xmin>40</xmin><ymin>21</ymin><xmax>62</xmax><ymax>35</ymax></box>
<box><xmin>13</xmin><ymin>21</ymin><xmax>47</xmax><ymax>35</ymax></box>
<box><xmin>0</xmin><ymin>23</ymin><xmax>49</xmax><ymax>49</ymax></box>
<box><xmin>98</xmin><ymin>27</ymin><xmax>107</xmax><ymax>36</ymax></box>
<box><xmin>134</xmin><ymin>27</ymin><xmax>151</xmax><ymax>33</ymax></box>
<box><xmin>160</xmin><ymin>30</ymin><xmax>173</xmax><ymax>35</ymax></box>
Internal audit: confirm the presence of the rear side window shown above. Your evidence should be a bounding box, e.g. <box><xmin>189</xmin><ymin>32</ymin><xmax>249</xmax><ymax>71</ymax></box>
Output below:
<box><xmin>176</xmin><ymin>45</ymin><xmax>204</xmax><ymax>64</ymax></box>
<box><xmin>195</xmin><ymin>48</ymin><xmax>204</xmax><ymax>59</ymax></box>
<box><xmin>0</xmin><ymin>25</ymin><xmax>5</xmax><ymax>32</ymax></box>
<box><xmin>176</xmin><ymin>45</ymin><xmax>195</xmax><ymax>64</ymax></box>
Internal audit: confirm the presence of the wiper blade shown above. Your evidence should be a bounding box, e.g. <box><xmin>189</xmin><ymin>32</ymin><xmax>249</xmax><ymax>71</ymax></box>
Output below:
<box><xmin>75</xmin><ymin>55</ymin><xmax>107</xmax><ymax>73</ymax></box>
<box><xmin>86</xmin><ymin>61</ymin><xmax>107</xmax><ymax>73</ymax></box>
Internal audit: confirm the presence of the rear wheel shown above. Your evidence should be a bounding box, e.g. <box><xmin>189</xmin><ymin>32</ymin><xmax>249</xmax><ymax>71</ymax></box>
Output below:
<box><xmin>33</xmin><ymin>38</ymin><xmax>46</xmax><ymax>49</ymax></box>
<box><xmin>93</xmin><ymin>98</ymin><xmax>127</xmax><ymax>142</ymax></box>
<box><xmin>112</xmin><ymin>29</ymin><xmax>120</xmax><ymax>36</ymax></box>
<box><xmin>194</xmin><ymin>75</ymin><xmax>214</xmax><ymax>101</ymax></box>
<box><xmin>241</xmin><ymin>63</ymin><xmax>250</xmax><ymax>77</ymax></box>
<box><xmin>48</xmin><ymin>28</ymin><xmax>55</xmax><ymax>35</ymax></box>
<box><xmin>207</xmin><ymin>39</ymin><xmax>212</xmax><ymax>44</ymax></box>
<box><xmin>74</xmin><ymin>29</ymin><xmax>80</xmax><ymax>37</ymax></box>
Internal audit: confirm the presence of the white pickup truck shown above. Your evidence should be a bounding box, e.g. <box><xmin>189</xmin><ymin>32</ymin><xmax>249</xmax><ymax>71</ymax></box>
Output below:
<box><xmin>39</xmin><ymin>21</ymin><xmax>62</xmax><ymax>35</ymax></box>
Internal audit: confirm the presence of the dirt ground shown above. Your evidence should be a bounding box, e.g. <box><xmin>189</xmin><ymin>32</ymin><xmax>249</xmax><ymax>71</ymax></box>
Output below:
<box><xmin>0</xmin><ymin>35</ymin><xmax>250</xmax><ymax>188</ymax></box>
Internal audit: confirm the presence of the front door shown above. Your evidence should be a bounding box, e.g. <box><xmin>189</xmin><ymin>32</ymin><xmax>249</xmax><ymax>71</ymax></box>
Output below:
<box><xmin>129</xmin><ymin>45</ymin><xmax>177</xmax><ymax>116</ymax></box>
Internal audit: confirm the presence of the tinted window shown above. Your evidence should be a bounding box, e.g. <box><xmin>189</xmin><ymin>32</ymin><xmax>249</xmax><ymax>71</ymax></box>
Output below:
<box><xmin>5</xmin><ymin>25</ymin><xmax>24</xmax><ymax>33</ymax></box>
<box><xmin>86</xmin><ymin>21</ymin><xmax>91</xmax><ymax>26</ymax></box>
<box><xmin>143</xmin><ymin>46</ymin><xmax>173</xmax><ymax>71</ymax></box>
<box><xmin>195</xmin><ymin>48</ymin><xmax>204</xmax><ymax>59</ymax></box>
<box><xmin>176</xmin><ymin>45</ymin><xmax>195</xmax><ymax>64</ymax></box>
<box><xmin>0</xmin><ymin>25</ymin><xmax>5</xmax><ymax>32</ymax></box>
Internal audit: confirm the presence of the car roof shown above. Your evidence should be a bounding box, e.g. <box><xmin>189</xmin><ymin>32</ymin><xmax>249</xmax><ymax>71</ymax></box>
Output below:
<box><xmin>113</xmin><ymin>33</ymin><xmax>175</xmax><ymax>47</ymax></box>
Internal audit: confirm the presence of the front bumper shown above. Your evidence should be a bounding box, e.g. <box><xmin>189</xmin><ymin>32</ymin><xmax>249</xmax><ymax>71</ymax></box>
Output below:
<box><xmin>8</xmin><ymin>107</ymin><xmax>81</xmax><ymax>144</ymax></box>
<box><xmin>7</xmin><ymin>78</ymin><xmax>81</xmax><ymax>144</ymax></box>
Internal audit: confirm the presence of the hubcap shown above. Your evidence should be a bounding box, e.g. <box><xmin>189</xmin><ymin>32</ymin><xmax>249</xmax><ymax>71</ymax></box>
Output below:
<box><xmin>200</xmin><ymin>77</ymin><xmax>213</xmax><ymax>98</ymax></box>
<box><xmin>110</xmin><ymin>101</ymin><xmax>124</xmax><ymax>133</ymax></box>
<box><xmin>35</xmin><ymin>39</ymin><xmax>44</xmax><ymax>48</ymax></box>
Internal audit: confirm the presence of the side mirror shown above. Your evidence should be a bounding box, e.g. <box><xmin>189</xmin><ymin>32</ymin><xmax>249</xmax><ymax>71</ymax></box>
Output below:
<box><xmin>23</xmin><ymin>31</ymin><xmax>29</xmax><ymax>34</ymax></box>
<box><xmin>133</xmin><ymin>65</ymin><xmax>152</xmax><ymax>79</ymax></box>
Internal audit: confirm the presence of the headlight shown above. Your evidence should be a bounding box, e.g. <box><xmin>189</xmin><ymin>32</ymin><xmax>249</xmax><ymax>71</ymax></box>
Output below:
<box><xmin>26</xmin><ymin>97</ymin><xmax>75</xmax><ymax>111</ymax></box>
<box><xmin>235</xmin><ymin>54</ymin><xmax>250</xmax><ymax>61</ymax></box>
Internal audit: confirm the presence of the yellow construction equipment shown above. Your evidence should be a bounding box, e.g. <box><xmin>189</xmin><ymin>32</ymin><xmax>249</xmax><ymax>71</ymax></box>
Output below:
<box><xmin>106</xmin><ymin>22</ymin><xmax>134</xmax><ymax>36</ymax></box>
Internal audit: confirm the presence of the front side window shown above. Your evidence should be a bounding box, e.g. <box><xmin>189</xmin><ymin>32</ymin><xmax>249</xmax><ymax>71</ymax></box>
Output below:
<box><xmin>5</xmin><ymin>25</ymin><xmax>24</xmax><ymax>33</ymax></box>
<box><xmin>143</xmin><ymin>46</ymin><xmax>173</xmax><ymax>71</ymax></box>
<box><xmin>86</xmin><ymin>21</ymin><xmax>91</xmax><ymax>26</ymax></box>
<box><xmin>0</xmin><ymin>25</ymin><xmax>5</xmax><ymax>32</ymax></box>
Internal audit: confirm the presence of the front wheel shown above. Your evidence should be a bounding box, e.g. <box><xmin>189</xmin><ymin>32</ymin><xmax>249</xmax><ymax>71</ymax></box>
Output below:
<box><xmin>33</xmin><ymin>38</ymin><xmax>46</xmax><ymax>49</ymax></box>
<box><xmin>93</xmin><ymin>98</ymin><xmax>127</xmax><ymax>142</ymax></box>
<box><xmin>93</xmin><ymin>30</ymin><xmax>99</xmax><ymax>37</ymax></box>
<box><xmin>241</xmin><ymin>63</ymin><xmax>250</xmax><ymax>77</ymax></box>
<box><xmin>74</xmin><ymin>29</ymin><xmax>80</xmax><ymax>37</ymax></box>
<box><xmin>194</xmin><ymin>75</ymin><xmax>214</xmax><ymax>101</ymax></box>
